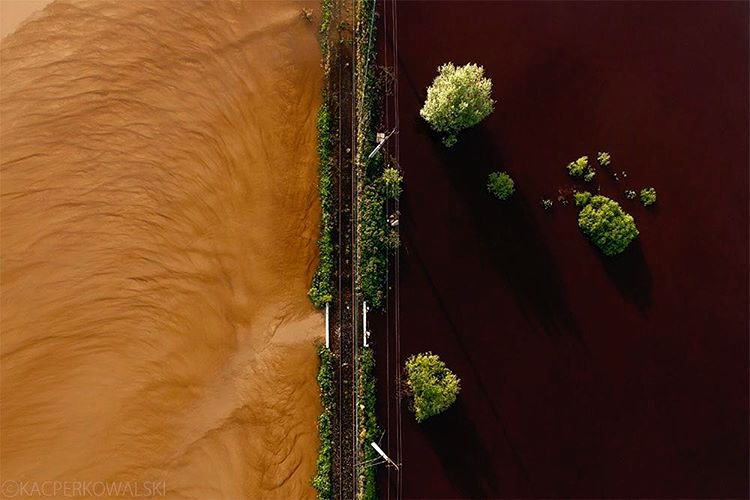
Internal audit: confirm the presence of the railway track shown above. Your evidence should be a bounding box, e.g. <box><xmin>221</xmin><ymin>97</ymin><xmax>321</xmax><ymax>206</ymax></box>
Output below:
<box><xmin>329</xmin><ymin>0</ymin><xmax>359</xmax><ymax>498</ymax></box>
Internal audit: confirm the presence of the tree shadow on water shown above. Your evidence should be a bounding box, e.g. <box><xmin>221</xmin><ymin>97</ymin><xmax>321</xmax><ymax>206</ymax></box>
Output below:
<box><xmin>437</xmin><ymin>126</ymin><xmax>584</xmax><ymax>342</ymax></box>
<box><xmin>596</xmin><ymin>239</ymin><xmax>653</xmax><ymax>314</ymax></box>
<box><xmin>421</xmin><ymin>399</ymin><xmax>498</xmax><ymax>498</ymax></box>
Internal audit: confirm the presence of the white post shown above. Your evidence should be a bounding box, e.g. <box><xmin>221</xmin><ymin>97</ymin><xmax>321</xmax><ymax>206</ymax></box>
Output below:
<box><xmin>370</xmin><ymin>442</ymin><xmax>399</xmax><ymax>470</ymax></box>
<box><xmin>362</xmin><ymin>301</ymin><xmax>368</xmax><ymax>347</ymax></box>
<box><xmin>325</xmin><ymin>302</ymin><xmax>330</xmax><ymax>348</ymax></box>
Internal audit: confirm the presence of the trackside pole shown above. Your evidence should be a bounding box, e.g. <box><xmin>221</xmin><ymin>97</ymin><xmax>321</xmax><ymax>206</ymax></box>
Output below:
<box><xmin>370</xmin><ymin>442</ymin><xmax>399</xmax><ymax>470</ymax></box>
<box><xmin>363</xmin><ymin>301</ymin><xmax>368</xmax><ymax>347</ymax></box>
<box><xmin>325</xmin><ymin>302</ymin><xmax>330</xmax><ymax>348</ymax></box>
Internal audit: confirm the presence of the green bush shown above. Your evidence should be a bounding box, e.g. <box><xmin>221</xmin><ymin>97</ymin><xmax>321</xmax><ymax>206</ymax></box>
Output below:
<box><xmin>382</xmin><ymin>167</ymin><xmax>402</xmax><ymax>198</ymax></box>
<box><xmin>420</xmin><ymin>63</ymin><xmax>495</xmax><ymax>147</ymax></box>
<box><xmin>359</xmin><ymin>183</ymin><xmax>387</xmax><ymax>308</ymax></box>
<box><xmin>487</xmin><ymin>171</ymin><xmax>514</xmax><ymax>200</ymax></box>
<box><xmin>574</xmin><ymin>190</ymin><xmax>592</xmax><ymax>207</ymax></box>
<box><xmin>597</xmin><ymin>151</ymin><xmax>611</xmax><ymax>167</ymax></box>
<box><xmin>567</xmin><ymin>156</ymin><xmax>595</xmax><ymax>182</ymax></box>
<box><xmin>578</xmin><ymin>195</ymin><xmax>639</xmax><ymax>256</ymax></box>
<box><xmin>640</xmin><ymin>187</ymin><xmax>657</xmax><ymax>207</ymax></box>
<box><xmin>313</xmin><ymin>345</ymin><xmax>335</xmax><ymax>498</ymax></box>
<box><xmin>405</xmin><ymin>352</ymin><xmax>461</xmax><ymax>423</ymax></box>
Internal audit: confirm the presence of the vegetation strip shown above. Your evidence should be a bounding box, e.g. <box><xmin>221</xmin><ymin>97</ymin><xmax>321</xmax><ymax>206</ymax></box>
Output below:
<box><xmin>309</xmin><ymin>0</ymin><xmax>334</xmax><ymax>308</ymax></box>
<box><xmin>313</xmin><ymin>345</ymin><xmax>335</xmax><ymax>498</ymax></box>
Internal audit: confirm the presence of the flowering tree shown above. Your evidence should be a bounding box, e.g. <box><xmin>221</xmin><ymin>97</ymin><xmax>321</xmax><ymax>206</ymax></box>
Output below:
<box><xmin>420</xmin><ymin>63</ymin><xmax>494</xmax><ymax>147</ymax></box>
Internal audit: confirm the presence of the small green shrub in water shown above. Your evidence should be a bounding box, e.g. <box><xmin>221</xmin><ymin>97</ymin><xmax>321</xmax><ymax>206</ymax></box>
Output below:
<box><xmin>405</xmin><ymin>352</ymin><xmax>461</xmax><ymax>423</ymax></box>
<box><xmin>382</xmin><ymin>167</ymin><xmax>403</xmax><ymax>198</ymax></box>
<box><xmin>574</xmin><ymin>190</ymin><xmax>592</xmax><ymax>207</ymax></box>
<box><xmin>640</xmin><ymin>187</ymin><xmax>657</xmax><ymax>207</ymax></box>
<box><xmin>567</xmin><ymin>156</ymin><xmax>595</xmax><ymax>182</ymax></box>
<box><xmin>597</xmin><ymin>151</ymin><xmax>611</xmax><ymax>167</ymax></box>
<box><xmin>420</xmin><ymin>63</ymin><xmax>495</xmax><ymax>147</ymax></box>
<box><xmin>487</xmin><ymin>171</ymin><xmax>514</xmax><ymax>200</ymax></box>
<box><xmin>578</xmin><ymin>195</ymin><xmax>639</xmax><ymax>256</ymax></box>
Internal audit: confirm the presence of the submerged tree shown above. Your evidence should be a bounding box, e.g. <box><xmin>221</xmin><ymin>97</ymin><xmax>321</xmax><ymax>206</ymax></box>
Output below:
<box><xmin>487</xmin><ymin>171</ymin><xmax>514</xmax><ymax>200</ymax></box>
<box><xmin>420</xmin><ymin>63</ymin><xmax>495</xmax><ymax>147</ymax></box>
<box><xmin>405</xmin><ymin>352</ymin><xmax>461</xmax><ymax>423</ymax></box>
<box><xmin>640</xmin><ymin>187</ymin><xmax>657</xmax><ymax>207</ymax></box>
<box><xmin>578</xmin><ymin>195</ymin><xmax>639</xmax><ymax>256</ymax></box>
<box><xmin>574</xmin><ymin>190</ymin><xmax>592</xmax><ymax>207</ymax></box>
<box><xmin>566</xmin><ymin>156</ymin><xmax>595</xmax><ymax>182</ymax></box>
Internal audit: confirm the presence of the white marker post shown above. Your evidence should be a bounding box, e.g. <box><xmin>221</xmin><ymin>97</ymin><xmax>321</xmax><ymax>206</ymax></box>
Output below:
<box><xmin>325</xmin><ymin>302</ymin><xmax>330</xmax><ymax>348</ymax></box>
<box><xmin>362</xmin><ymin>301</ymin><xmax>368</xmax><ymax>347</ymax></box>
<box><xmin>370</xmin><ymin>442</ymin><xmax>399</xmax><ymax>470</ymax></box>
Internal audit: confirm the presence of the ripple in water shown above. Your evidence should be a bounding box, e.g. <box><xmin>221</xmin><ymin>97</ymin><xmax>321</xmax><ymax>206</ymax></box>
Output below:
<box><xmin>1</xmin><ymin>1</ymin><xmax>324</xmax><ymax>497</ymax></box>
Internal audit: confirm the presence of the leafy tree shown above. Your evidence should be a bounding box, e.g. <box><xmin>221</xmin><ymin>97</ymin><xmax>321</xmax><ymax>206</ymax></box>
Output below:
<box><xmin>382</xmin><ymin>167</ymin><xmax>403</xmax><ymax>198</ymax></box>
<box><xmin>487</xmin><ymin>171</ymin><xmax>514</xmax><ymax>200</ymax></box>
<box><xmin>420</xmin><ymin>63</ymin><xmax>495</xmax><ymax>147</ymax></box>
<box><xmin>574</xmin><ymin>190</ymin><xmax>592</xmax><ymax>207</ymax></box>
<box><xmin>597</xmin><ymin>151</ymin><xmax>611</xmax><ymax>167</ymax></box>
<box><xmin>640</xmin><ymin>187</ymin><xmax>657</xmax><ymax>207</ymax></box>
<box><xmin>578</xmin><ymin>195</ymin><xmax>639</xmax><ymax>256</ymax></box>
<box><xmin>567</xmin><ymin>156</ymin><xmax>595</xmax><ymax>182</ymax></box>
<box><xmin>405</xmin><ymin>352</ymin><xmax>461</xmax><ymax>422</ymax></box>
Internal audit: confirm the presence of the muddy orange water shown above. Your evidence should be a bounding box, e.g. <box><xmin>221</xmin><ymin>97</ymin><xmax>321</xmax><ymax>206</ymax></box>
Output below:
<box><xmin>0</xmin><ymin>1</ymin><xmax>323</xmax><ymax>497</ymax></box>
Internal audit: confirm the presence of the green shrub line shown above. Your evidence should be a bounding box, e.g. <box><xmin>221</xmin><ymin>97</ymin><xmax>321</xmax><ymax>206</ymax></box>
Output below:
<box><xmin>312</xmin><ymin>4</ymin><xmax>336</xmax><ymax>498</ymax></box>
<box><xmin>357</xmin><ymin>347</ymin><xmax>380</xmax><ymax>500</ymax></box>
<box><xmin>355</xmin><ymin>0</ymin><xmax>388</xmax><ymax>310</ymax></box>
<box><xmin>309</xmin><ymin>0</ymin><xmax>335</xmax><ymax>308</ymax></box>
<box><xmin>313</xmin><ymin>344</ymin><xmax>335</xmax><ymax>498</ymax></box>
<box><xmin>354</xmin><ymin>2</ymin><xmax>383</xmax><ymax>498</ymax></box>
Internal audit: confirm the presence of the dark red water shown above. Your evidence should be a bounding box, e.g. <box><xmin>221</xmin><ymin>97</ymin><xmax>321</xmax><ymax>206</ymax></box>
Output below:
<box><xmin>375</xmin><ymin>1</ymin><xmax>749</xmax><ymax>498</ymax></box>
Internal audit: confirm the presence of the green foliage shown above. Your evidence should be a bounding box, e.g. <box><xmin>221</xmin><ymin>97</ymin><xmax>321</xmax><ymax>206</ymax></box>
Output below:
<box><xmin>313</xmin><ymin>345</ymin><xmax>335</xmax><ymax>498</ymax></box>
<box><xmin>309</xmin><ymin>105</ymin><xmax>334</xmax><ymax>307</ymax></box>
<box><xmin>574</xmin><ymin>190</ymin><xmax>592</xmax><ymax>207</ymax></box>
<box><xmin>567</xmin><ymin>156</ymin><xmax>595</xmax><ymax>182</ymax></box>
<box><xmin>382</xmin><ymin>167</ymin><xmax>403</xmax><ymax>198</ymax></box>
<box><xmin>487</xmin><ymin>171</ymin><xmax>514</xmax><ymax>200</ymax></box>
<box><xmin>420</xmin><ymin>63</ymin><xmax>495</xmax><ymax>147</ymax></box>
<box><xmin>624</xmin><ymin>189</ymin><xmax>636</xmax><ymax>200</ymax></box>
<box><xmin>359</xmin><ymin>182</ymin><xmax>387</xmax><ymax>309</ymax></box>
<box><xmin>355</xmin><ymin>0</ymin><xmax>388</xmax><ymax>311</ymax></box>
<box><xmin>386</xmin><ymin>229</ymin><xmax>400</xmax><ymax>250</ymax></box>
<box><xmin>357</xmin><ymin>347</ymin><xmax>380</xmax><ymax>500</ymax></box>
<box><xmin>640</xmin><ymin>187</ymin><xmax>657</xmax><ymax>207</ymax></box>
<box><xmin>578</xmin><ymin>195</ymin><xmax>639</xmax><ymax>256</ymax></box>
<box><xmin>542</xmin><ymin>198</ymin><xmax>553</xmax><ymax>211</ymax></box>
<box><xmin>405</xmin><ymin>352</ymin><xmax>461</xmax><ymax>423</ymax></box>
<box><xmin>597</xmin><ymin>151</ymin><xmax>611</xmax><ymax>167</ymax></box>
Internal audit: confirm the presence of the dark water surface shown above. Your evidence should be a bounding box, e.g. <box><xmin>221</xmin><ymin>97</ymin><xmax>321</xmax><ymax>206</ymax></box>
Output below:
<box><xmin>376</xmin><ymin>1</ymin><xmax>748</xmax><ymax>498</ymax></box>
